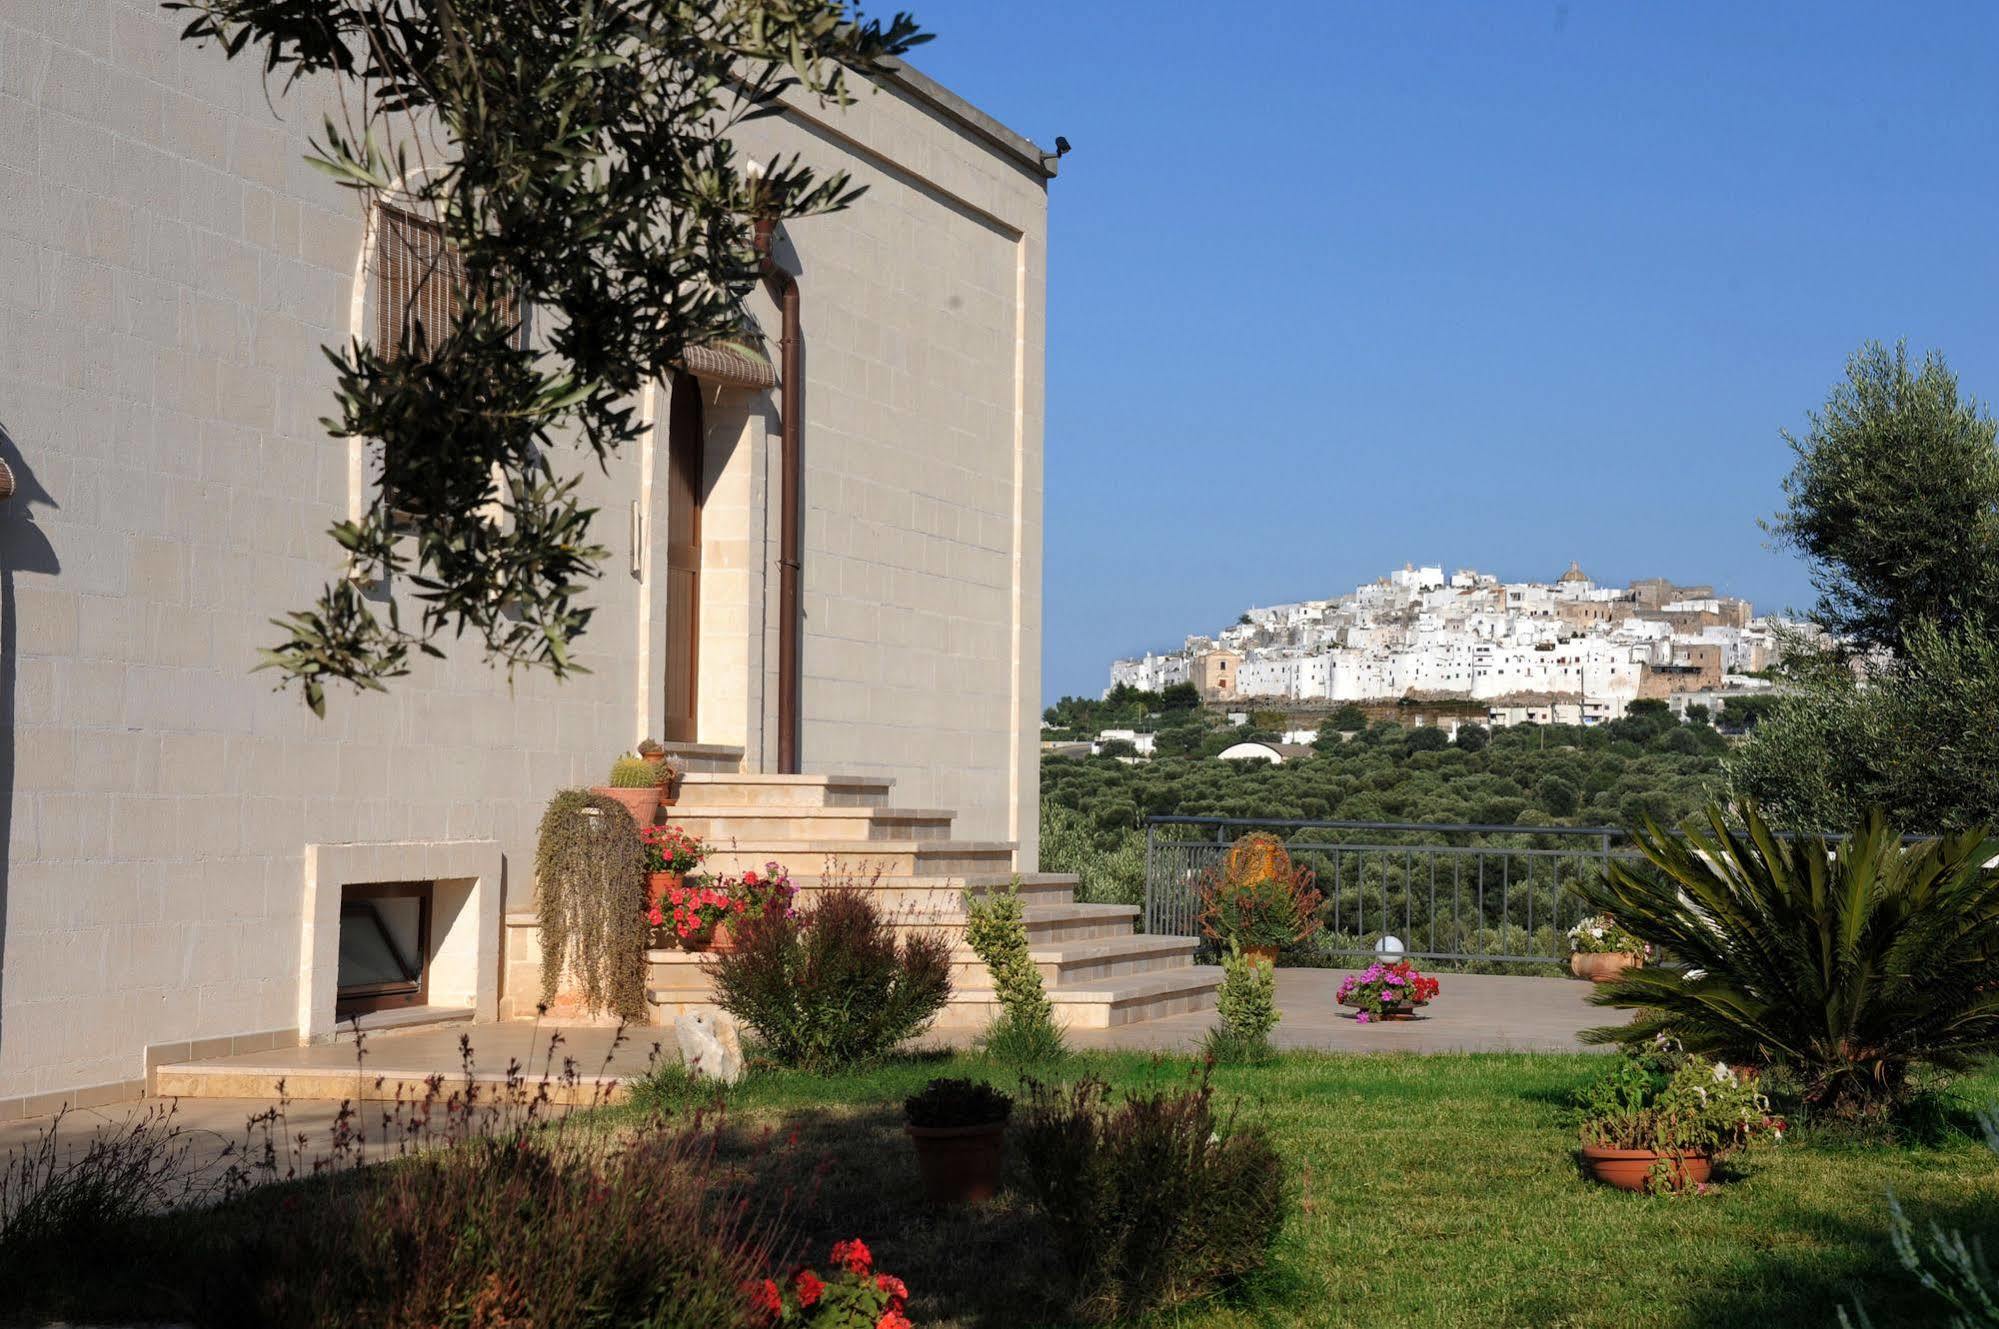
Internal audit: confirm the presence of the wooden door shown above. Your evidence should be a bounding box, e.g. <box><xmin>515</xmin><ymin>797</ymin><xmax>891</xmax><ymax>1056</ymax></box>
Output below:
<box><xmin>663</xmin><ymin>371</ymin><xmax>703</xmax><ymax>743</ymax></box>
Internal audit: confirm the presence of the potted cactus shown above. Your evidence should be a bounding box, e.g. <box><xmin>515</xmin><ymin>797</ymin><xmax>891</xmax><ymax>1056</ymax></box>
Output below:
<box><xmin>904</xmin><ymin>1077</ymin><xmax>1012</xmax><ymax>1204</ymax></box>
<box><xmin>591</xmin><ymin>752</ymin><xmax>673</xmax><ymax>826</ymax></box>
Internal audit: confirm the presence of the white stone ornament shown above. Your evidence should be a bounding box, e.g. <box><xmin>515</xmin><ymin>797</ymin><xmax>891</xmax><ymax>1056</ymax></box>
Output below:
<box><xmin>674</xmin><ymin>1009</ymin><xmax>744</xmax><ymax>1084</ymax></box>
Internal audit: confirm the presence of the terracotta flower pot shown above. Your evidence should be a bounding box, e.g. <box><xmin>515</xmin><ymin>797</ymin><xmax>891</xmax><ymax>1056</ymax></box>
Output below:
<box><xmin>1580</xmin><ymin>1145</ymin><xmax>1712</xmax><ymax>1193</ymax></box>
<box><xmin>708</xmin><ymin>919</ymin><xmax>738</xmax><ymax>955</ymax></box>
<box><xmin>1570</xmin><ymin>951</ymin><xmax>1642</xmax><ymax>983</ymax></box>
<box><xmin>592</xmin><ymin>785</ymin><xmax>663</xmax><ymax>827</ymax></box>
<box><xmin>647</xmin><ymin>870</ymin><xmax>683</xmax><ymax>908</ymax></box>
<box><xmin>1349</xmin><ymin>1004</ymin><xmax>1420</xmax><ymax>1021</ymax></box>
<box><xmin>906</xmin><ymin>1122</ymin><xmax>1006</xmax><ymax>1204</ymax></box>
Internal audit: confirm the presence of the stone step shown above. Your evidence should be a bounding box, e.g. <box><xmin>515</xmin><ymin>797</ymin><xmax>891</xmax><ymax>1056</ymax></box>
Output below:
<box><xmin>697</xmin><ymin>840</ymin><xmax>1015</xmax><ymax>878</ymax></box>
<box><xmin>674</xmin><ymin>773</ymin><xmax>895</xmax><ymax>809</ymax></box>
<box><xmin>152</xmin><ymin>1060</ymin><xmax>626</xmax><ymax>1106</ymax></box>
<box><xmin>779</xmin><ymin>872</ymin><xmax>1078</xmax><ymax>912</ymax></box>
<box><xmin>935</xmin><ymin>966</ymin><xmax>1223</xmax><ymax>1031</ymax></box>
<box><xmin>888</xmin><ymin>901</ymin><xmax>1139</xmax><ymax>944</ymax></box>
<box><xmin>665</xmin><ymin>805</ymin><xmax>958</xmax><ymax>844</ymax></box>
<box><xmin>941</xmin><ymin>933</ymin><xmax>1195</xmax><ymax>988</ymax></box>
<box><xmin>656</xmin><ymin>742</ymin><xmax>745</xmax><ymax>775</ymax></box>
<box><xmin>646</xmin><ymin>927</ymin><xmax>1185</xmax><ymax>996</ymax></box>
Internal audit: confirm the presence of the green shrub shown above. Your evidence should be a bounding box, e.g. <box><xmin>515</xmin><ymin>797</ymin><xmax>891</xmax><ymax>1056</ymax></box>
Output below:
<box><xmin>1017</xmin><ymin>1069</ymin><xmax>1286</xmax><ymax>1322</ymax></box>
<box><xmin>965</xmin><ymin>881</ymin><xmax>1066</xmax><ymax>1064</ymax></box>
<box><xmin>220</xmin><ymin>1125</ymin><xmax>778</xmax><ymax>1327</ymax></box>
<box><xmin>710</xmin><ymin>887</ymin><xmax>951</xmax><ymax>1068</ymax></box>
<box><xmin>1842</xmin><ymin>1111</ymin><xmax>1999</xmax><ymax>1327</ymax></box>
<box><xmin>1577</xmin><ymin>802</ymin><xmax>1999</xmax><ymax>1119</ymax></box>
<box><xmin>534</xmin><ymin>790</ymin><xmax>648</xmax><ymax>1021</ymax></box>
<box><xmin>0</xmin><ymin>1106</ymin><xmax>228</xmax><ymax>1292</ymax></box>
<box><xmin>905</xmin><ymin>1077</ymin><xmax>1013</xmax><ymax>1128</ymax></box>
<box><xmin>1204</xmin><ymin>942</ymin><xmax>1279</xmax><ymax>1064</ymax></box>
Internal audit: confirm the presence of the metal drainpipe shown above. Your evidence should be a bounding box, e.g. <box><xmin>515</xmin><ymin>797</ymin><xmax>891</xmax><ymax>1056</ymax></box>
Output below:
<box><xmin>756</xmin><ymin>216</ymin><xmax>803</xmax><ymax>774</ymax></box>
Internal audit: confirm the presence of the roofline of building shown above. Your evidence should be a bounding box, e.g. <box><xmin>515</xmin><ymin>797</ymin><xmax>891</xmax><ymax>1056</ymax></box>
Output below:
<box><xmin>881</xmin><ymin>58</ymin><xmax>1058</xmax><ymax>181</ymax></box>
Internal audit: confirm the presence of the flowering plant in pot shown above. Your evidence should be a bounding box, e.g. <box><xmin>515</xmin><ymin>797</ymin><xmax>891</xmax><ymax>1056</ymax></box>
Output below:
<box><xmin>726</xmin><ymin>861</ymin><xmax>798</xmax><ymax>925</ymax></box>
<box><xmin>641</xmin><ymin>825</ymin><xmax>709</xmax><ymax>948</ymax></box>
<box><xmin>1336</xmin><ymin>959</ymin><xmax>1439</xmax><ymax>1022</ymax></box>
<box><xmin>650</xmin><ymin>878</ymin><xmax>737</xmax><ymax>951</ymax></box>
<box><xmin>1575</xmin><ymin>1045</ymin><xmax>1784</xmax><ymax>1193</ymax></box>
<box><xmin>903</xmin><ymin>1077</ymin><xmax>1012</xmax><ymax>1204</ymax></box>
<box><xmin>747</xmin><ymin>1238</ymin><xmax>911</xmax><ymax>1329</ymax></box>
<box><xmin>1567</xmin><ymin>912</ymin><xmax>1651</xmax><ymax>982</ymax></box>
<box><xmin>1196</xmin><ymin>832</ymin><xmax>1323</xmax><ymax>964</ymax></box>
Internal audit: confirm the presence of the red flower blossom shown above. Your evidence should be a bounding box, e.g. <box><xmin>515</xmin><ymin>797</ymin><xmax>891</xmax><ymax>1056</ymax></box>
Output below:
<box><xmin>793</xmin><ymin>1269</ymin><xmax>825</xmax><ymax>1307</ymax></box>
<box><xmin>875</xmin><ymin>1273</ymin><xmax>908</xmax><ymax>1307</ymax></box>
<box><xmin>830</xmin><ymin>1238</ymin><xmax>872</xmax><ymax>1273</ymax></box>
<box><xmin>747</xmin><ymin>1278</ymin><xmax>782</xmax><ymax>1317</ymax></box>
<box><xmin>876</xmin><ymin>1312</ymin><xmax>912</xmax><ymax>1329</ymax></box>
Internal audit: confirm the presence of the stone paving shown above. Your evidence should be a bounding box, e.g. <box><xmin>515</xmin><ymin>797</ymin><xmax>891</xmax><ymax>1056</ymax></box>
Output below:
<box><xmin>1</xmin><ymin>971</ymin><xmax>1606</xmax><ymax>1171</ymax></box>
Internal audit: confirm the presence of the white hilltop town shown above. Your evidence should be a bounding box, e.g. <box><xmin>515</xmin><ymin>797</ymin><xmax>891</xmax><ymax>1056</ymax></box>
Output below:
<box><xmin>1107</xmin><ymin>562</ymin><xmax>1810</xmax><ymax>731</ymax></box>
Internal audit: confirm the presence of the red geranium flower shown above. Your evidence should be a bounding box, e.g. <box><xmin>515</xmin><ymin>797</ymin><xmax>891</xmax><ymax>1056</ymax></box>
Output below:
<box><xmin>793</xmin><ymin>1269</ymin><xmax>825</xmax><ymax>1307</ymax></box>
<box><xmin>876</xmin><ymin>1273</ymin><xmax>908</xmax><ymax>1308</ymax></box>
<box><xmin>877</xmin><ymin>1311</ymin><xmax>912</xmax><ymax>1329</ymax></box>
<box><xmin>830</xmin><ymin>1238</ymin><xmax>872</xmax><ymax>1273</ymax></box>
<box><xmin>747</xmin><ymin>1278</ymin><xmax>782</xmax><ymax>1317</ymax></box>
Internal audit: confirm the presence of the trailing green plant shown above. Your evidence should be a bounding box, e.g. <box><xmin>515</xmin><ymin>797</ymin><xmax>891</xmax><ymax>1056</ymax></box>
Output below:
<box><xmin>905</xmin><ymin>1077</ymin><xmax>1013</xmax><ymax>1129</ymax></box>
<box><xmin>709</xmin><ymin>885</ymin><xmax>951</xmax><ymax>1068</ymax></box>
<box><xmin>534</xmin><ymin>789</ymin><xmax>648</xmax><ymax>1022</ymax></box>
<box><xmin>1203</xmin><ymin>941</ymin><xmax>1280</xmax><ymax>1065</ymax></box>
<box><xmin>1576</xmin><ymin>802</ymin><xmax>1999</xmax><ymax>1119</ymax></box>
<box><xmin>169</xmin><ymin>0</ymin><xmax>929</xmax><ymax>713</ymax></box>
<box><xmin>965</xmin><ymin>880</ymin><xmax>1066</xmax><ymax>1064</ymax></box>
<box><xmin>1842</xmin><ymin>1110</ymin><xmax>1999</xmax><ymax>1328</ymax></box>
<box><xmin>1016</xmin><ymin>1068</ymin><xmax>1286</xmax><ymax>1323</ymax></box>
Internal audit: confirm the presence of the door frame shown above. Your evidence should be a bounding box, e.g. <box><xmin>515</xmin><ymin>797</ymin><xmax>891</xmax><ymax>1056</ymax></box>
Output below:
<box><xmin>662</xmin><ymin>370</ymin><xmax>704</xmax><ymax>743</ymax></box>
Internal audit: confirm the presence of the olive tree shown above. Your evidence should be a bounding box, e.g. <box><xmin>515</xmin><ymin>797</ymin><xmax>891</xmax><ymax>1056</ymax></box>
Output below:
<box><xmin>169</xmin><ymin>0</ymin><xmax>926</xmax><ymax>712</ymax></box>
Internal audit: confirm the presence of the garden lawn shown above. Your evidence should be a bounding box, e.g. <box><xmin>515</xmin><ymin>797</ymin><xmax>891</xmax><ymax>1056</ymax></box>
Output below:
<box><xmin>626</xmin><ymin>1050</ymin><xmax>1999</xmax><ymax>1329</ymax></box>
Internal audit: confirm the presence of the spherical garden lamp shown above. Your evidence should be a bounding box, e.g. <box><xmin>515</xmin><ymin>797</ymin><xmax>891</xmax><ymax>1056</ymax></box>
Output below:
<box><xmin>1375</xmin><ymin>935</ymin><xmax>1406</xmax><ymax>960</ymax></box>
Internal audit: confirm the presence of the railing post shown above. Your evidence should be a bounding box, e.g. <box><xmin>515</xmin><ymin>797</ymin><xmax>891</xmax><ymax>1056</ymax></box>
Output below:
<box><xmin>1142</xmin><ymin>820</ymin><xmax>1157</xmax><ymax>935</ymax></box>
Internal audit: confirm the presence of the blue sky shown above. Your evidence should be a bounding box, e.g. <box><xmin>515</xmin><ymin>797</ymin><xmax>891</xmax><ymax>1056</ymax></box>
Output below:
<box><xmin>908</xmin><ymin>2</ymin><xmax>1999</xmax><ymax>700</ymax></box>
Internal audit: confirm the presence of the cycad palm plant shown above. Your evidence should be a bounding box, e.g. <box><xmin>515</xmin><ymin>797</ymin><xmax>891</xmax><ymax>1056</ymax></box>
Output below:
<box><xmin>1577</xmin><ymin>802</ymin><xmax>1999</xmax><ymax>1115</ymax></box>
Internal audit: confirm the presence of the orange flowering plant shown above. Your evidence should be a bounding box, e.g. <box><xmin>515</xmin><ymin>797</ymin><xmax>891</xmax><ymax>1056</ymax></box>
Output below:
<box><xmin>747</xmin><ymin>1238</ymin><xmax>911</xmax><ymax>1329</ymax></box>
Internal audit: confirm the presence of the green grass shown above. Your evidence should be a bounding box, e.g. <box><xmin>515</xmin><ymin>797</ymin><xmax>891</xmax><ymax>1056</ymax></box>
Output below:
<box><xmin>625</xmin><ymin>1050</ymin><xmax>1999</xmax><ymax>1329</ymax></box>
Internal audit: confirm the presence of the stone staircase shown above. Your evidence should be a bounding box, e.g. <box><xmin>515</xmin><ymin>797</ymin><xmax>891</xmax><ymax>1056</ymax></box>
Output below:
<box><xmin>647</xmin><ymin>753</ymin><xmax>1219</xmax><ymax>1030</ymax></box>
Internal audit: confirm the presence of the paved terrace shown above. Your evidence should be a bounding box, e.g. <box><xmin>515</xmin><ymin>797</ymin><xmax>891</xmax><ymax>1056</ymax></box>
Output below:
<box><xmin>1</xmin><ymin>973</ymin><xmax>1606</xmax><ymax>1167</ymax></box>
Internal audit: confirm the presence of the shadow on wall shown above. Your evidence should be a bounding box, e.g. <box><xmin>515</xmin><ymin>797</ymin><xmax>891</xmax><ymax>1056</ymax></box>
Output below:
<box><xmin>0</xmin><ymin>421</ymin><xmax>61</xmax><ymax>1070</ymax></box>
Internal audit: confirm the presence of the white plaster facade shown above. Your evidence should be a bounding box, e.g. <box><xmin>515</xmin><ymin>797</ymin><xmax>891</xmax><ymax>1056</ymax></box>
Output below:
<box><xmin>0</xmin><ymin>1</ymin><xmax>1050</xmax><ymax>1109</ymax></box>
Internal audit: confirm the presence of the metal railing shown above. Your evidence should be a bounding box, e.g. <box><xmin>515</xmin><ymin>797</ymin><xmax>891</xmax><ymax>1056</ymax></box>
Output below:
<box><xmin>1143</xmin><ymin>815</ymin><xmax>1642</xmax><ymax>967</ymax></box>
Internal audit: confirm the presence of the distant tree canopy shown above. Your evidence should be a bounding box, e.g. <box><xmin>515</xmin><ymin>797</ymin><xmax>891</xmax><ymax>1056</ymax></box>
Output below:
<box><xmin>1042</xmin><ymin>708</ymin><xmax>1729</xmax><ymax>885</ymax></box>
<box><xmin>1733</xmin><ymin>342</ymin><xmax>1999</xmax><ymax>833</ymax></box>
<box><xmin>1767</xmin><ymin>341</ymin><xmax>1999</xmax><ymax>657</ymax></box>
<box><xmin>1727</xmin><ymin>617</ymin><xmax>1999</xmax><ymax>833</ymax></box>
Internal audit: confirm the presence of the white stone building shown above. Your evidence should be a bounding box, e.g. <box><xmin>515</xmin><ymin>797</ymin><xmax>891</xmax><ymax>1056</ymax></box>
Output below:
<box><xmin>1</xmin><ymin>5</ymin><xmax>1056</xmax><ymax>1112</ymax></box>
